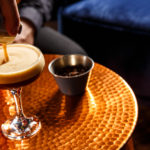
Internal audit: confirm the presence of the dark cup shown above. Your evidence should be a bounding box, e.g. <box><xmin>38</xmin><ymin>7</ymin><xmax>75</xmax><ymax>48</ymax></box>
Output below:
<box><xmin>48</xmin><ymin>55</ymin><xmax>94</xmax><ymax>96</ymax></box>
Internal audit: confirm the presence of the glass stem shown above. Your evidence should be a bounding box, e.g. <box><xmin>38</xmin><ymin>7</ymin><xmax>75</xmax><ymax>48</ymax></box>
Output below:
<box><xmin>11</xmin><ymin>88</ymin><xmax>25</xmax><ymax>118</ymax></box>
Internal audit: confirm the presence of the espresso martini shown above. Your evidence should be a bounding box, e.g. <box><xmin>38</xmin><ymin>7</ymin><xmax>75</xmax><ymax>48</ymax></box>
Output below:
<box><xmin>0</xmin><ymin>44</ymin><xmax>45</xmax><ymax>140</ymax></box>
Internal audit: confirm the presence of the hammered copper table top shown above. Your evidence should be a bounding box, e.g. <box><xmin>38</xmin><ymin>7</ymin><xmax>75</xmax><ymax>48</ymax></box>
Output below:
<box><xmin>0</xmin><ymin>55</ymin><xmax>138</xmax><ymax>150</ymax></box>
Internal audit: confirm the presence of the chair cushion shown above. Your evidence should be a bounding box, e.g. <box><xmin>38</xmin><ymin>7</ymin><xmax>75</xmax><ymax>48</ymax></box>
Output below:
<box><xmin>63</xmin><ymin>0</ymin><xmax>150</xmax><ymax>33</ymax></box>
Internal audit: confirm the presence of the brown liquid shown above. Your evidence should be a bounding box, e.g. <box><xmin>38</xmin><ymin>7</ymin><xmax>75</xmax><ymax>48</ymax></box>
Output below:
<box><xmin>2</xmin><ymin>44</ymin><xmax>9</xmax><ymax>62</ymax></box>
<box><xmin>55</xmin><ymin>65</ymin><xmax>89</xmax><ymax>77</ymax></box>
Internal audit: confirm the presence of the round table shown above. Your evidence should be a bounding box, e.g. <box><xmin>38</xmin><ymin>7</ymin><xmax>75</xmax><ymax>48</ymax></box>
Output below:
<box><xmin>0</xmin><ymin>54</ymin><xmax>138</xmax><ymax>150</ymax></box>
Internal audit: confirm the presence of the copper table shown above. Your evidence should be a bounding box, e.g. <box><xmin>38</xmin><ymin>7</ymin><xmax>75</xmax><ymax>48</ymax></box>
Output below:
<box><xmin>0</xmin><ymin>55</ymin><xmax>138</xmax><ymax>150</ymax></box>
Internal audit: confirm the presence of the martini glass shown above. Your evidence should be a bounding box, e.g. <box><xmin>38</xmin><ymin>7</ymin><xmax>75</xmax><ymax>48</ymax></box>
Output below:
<box><xmin>0</xmin><ymin>44</ymin><xmax>45</xmax><ymax>140</ymax></box>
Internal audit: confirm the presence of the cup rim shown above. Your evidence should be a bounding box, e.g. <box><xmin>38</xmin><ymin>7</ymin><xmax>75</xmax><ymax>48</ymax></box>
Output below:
<box><xmin>48</xmin><ymin>54</ymin><xmax>94</xmax><ymax>79</ymax></box>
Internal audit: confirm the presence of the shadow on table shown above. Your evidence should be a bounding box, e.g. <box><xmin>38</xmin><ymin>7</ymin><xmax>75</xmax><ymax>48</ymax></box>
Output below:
<box><xmin>36</xmin><ymin>90</ymin><xmax>84</xmax><ymax>128</ymax></box>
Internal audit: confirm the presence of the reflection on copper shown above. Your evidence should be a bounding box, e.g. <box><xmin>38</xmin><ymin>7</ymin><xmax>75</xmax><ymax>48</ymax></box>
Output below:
<box><xmin>16</xmin><ymin>139</ymin><xmax>30</xmax><ymax>150</ymax></box>
<box><xmin>7</xmin><ymin>139</ymin><xmax>30</xmax><ymax>150</ymax></box>
<box><xmin>8</xmin><ymin>105</ymin><xmax>16</xmax><ymax>116</ymax></box>
<box><xmin>5</xmin><ymin>90</ymin><xmax>16</xmax><ymax>116</ymax></box>
<box><xmin>5</xmin><ymin>90</ymin><xmax>14</xmax><ymax>105</ymax></box>
<box><xmin>87</xmin><ymin>87</ymin><xmax>97</xmax><ymax>111</ymax></box>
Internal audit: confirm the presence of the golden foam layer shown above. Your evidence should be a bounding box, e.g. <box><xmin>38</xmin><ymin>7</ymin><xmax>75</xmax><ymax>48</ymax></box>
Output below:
<box><xmin>0</xmin><ymin>44</ymin><xmax>45</xmax><ymax>84</ymax></box>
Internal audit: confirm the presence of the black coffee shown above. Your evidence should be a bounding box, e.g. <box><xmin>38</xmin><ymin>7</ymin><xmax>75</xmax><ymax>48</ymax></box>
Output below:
<box><xmin>55</xmin><ymin>65</ymin><xmax>89</xmax><ymax>76</ymax></box>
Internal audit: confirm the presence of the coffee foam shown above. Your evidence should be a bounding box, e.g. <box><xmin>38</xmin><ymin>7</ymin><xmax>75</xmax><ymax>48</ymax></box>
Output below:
<box><xmin>0</xmin><ymin>44</ymin><xmax>45</xmax><ymax>84</ymax></box>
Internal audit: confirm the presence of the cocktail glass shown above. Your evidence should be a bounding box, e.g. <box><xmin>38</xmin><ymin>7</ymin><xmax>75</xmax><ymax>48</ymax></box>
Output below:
<box><xmin>0</xmin><ymin>44</ymin><xmax>45</xmax><ymax>140</ymax></box>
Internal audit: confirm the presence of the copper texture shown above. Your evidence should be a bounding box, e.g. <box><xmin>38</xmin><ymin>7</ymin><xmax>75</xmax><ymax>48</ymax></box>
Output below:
<box><xmin>0</xmin><ymin>55</ymin><xmax>138</xmax><ymax>150</ymax></box>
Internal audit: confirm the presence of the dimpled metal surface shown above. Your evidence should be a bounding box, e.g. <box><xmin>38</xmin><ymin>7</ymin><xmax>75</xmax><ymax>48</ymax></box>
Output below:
<box><xmin>0</xmin><ymin>55</ymin><xmax>138</xmax><ymax>150</ymax></box>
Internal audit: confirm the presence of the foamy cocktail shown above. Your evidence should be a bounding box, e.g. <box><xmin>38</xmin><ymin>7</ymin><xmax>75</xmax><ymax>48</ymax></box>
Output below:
<box><xmin>0</xmin><ymin>44</ymin><xmax>45</xmax><ymax>88</ymax></box>
<box><xmin>0</xmin><ymin>44</ymin><xmax>45</xmax><ymax>140</ymax></box>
